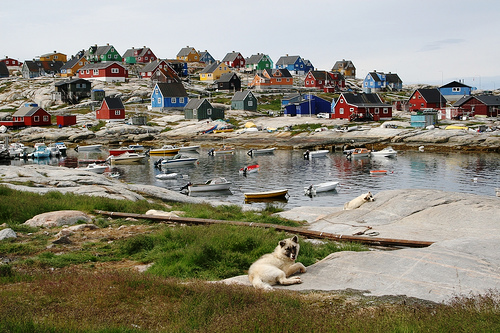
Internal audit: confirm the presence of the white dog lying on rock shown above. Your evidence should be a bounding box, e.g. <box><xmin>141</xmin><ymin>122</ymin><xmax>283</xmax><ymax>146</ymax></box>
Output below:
<box><xmin>343</xmin><ymin>192</ymin><xmax>375</xmax><ymax>210</ymax></box>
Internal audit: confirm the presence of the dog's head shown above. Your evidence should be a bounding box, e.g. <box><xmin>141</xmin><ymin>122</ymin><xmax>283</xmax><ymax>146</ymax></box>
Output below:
<box><xmin>278</xmin><ymin>235</ymin><xmax>300</xmax><ymax>260</ymax></box>
<box><xmin>364</xmin><ymin>192</ymin><xmax>375</xmax><ymax>202</ymax></box>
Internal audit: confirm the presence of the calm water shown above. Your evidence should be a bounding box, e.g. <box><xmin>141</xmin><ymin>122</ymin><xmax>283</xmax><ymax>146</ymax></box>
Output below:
<box><xmin>9</xmin><ymin>148</ymin><xmax>500</xmax><ymax>210</ymax></box>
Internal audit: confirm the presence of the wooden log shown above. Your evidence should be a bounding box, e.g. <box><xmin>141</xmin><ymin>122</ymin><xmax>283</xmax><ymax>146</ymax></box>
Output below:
<box><xmin>94</xmin><ymin>210</ymin><xmax>434</xmax><ymax>248</ymax></box>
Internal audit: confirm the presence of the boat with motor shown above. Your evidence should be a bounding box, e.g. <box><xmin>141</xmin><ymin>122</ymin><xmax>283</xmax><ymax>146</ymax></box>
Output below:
<box><xmin>247</xmin><ymin>147</ymin><xmax>276</xmax><ymax>156</ymax></box>
<box><xmin>77</xmin><ymin>163</ymin><xmax>108</xmax><ymax>174</ymax></box>
<box><xmin>75</xmin><ymin>144</ymin><xmax>102</xmax><ymax>152</ymax></box>
<box><xmin>303</xmin><ymin>149</ymin><xmax>329</xmax><ymax>160</ymax></box>
<box><xmin>183</xmin><ymin>177</ymin><xmax>232</xmax><ymax>193</ymax></box>
<box><xmin>108</xmin><ymin>147</ymin><xmax>135</xmax><ymax>156</ymax></box>
<box><xmin>304</xmin><ymin>181</ymin><xmax>339</xmax><ymax>196</ymax></box>
<box><xmin>107</xmin><ymin>152</ymin><xmax>147</xmax><ymax>164</ymax></box>
<box><xmin>346</xmin><ymin>148</ymin><xmax>371</xmax><ymax>159</ymax></box>
<box><xmin>149</xmin><ymin>145</ymin><xmax>181</xmax><ymax>155</ymax></box>
<box><xmin>371</xmin><ymin>146</ymin><xmax>398</xmax><ymax>157</ymax></box>
<box><xmin>160</xmin><ymin>154</ymin><xmax>198</xmax><ymax>166</ymax></box>
<box><xmin>208</xmin><ymin>146</ymin><xmax>235</xmax><ymax>155</ymax></box>
<box><xmin>239</xmin><ymin>164</ymin><xmax>260</xmax><ymax>175</ymax></box>
<box><xmin>32</xmin><ymin>144</ymin><xmax>50</xmax><ymax>158</ymax></box>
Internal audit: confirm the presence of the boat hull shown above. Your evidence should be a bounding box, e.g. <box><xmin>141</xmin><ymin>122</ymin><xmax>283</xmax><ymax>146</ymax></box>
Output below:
<box><xmin>244</xmin><ymin>189</ymin><xmax>288</xmax><ymax>199</ymax></box>
<box><xmin>304</xmin><ymin>181</ymin><xmax>339</xmax><ymax>194</ymax></box>
<box><xmin>304</xmin><ymin>150</ymin><xmax>329</xmax><ymax>159</ymax></box>
<box><xmin>247</xmin><ymin>148</ymin><xmax>276</xmax><ymax>156</ymax></box>
<box><xmin>161</xmin><ymin>158</ymin><xmax>198</xmax><ymax>166</ymax></box>
<box><xmin>149</xmin><ymin>148</ymin><xmax>181</xmax><ymax>155</ymax></box>
<box><xmin>239</xmin><ymin>165</ymin><xmax>259</xmax><ymax>174</ymax></box>
<box><xmin>188</xmin><ymin>183</ymin><xmax>231</xmax><ymax>193</ymax></box>
<box><xmin>75</xmin><ymin>145</ymin><xmax>102</xmax><ymax>152</ymax></box>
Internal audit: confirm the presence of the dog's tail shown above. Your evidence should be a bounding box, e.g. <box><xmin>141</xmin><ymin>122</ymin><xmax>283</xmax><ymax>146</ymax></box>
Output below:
<box><xmin>248</xmin><ymin>274</ymin><xmax>273</xmax><ymax>290</ymax></box>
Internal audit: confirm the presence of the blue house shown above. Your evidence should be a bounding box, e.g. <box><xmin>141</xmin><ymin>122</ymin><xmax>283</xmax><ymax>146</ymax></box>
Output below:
<box><xmin>198</xmin><ymin>50</ymin><xmax>216</xmax><ymax>64</ymax></box>
<box><xmin>275</xmin><ymin>55</ymin><xmax>312</xmax><ymax>75</ymax></box>
<box><xmin>363</xmin><ymin>71</ymin><xmax>402</xmax><ymax>93</ymax></box>
<box><xmin>281</xmin><ymin>93</ymin><xmax>303</xmax><ymax>109</ymax></box>
<box><xmin>151</xmin><ymin>82</ymin><xmax>188</xmax><ymax>111</ymax></box>
<box><xmin>284</xmin><ymin>94</ymin><xmax>331</xmax><ymax>117</ymax></box>
<box><xmin>439</xmin><ymin>81</ymin><xmax>473</xmax><ymax>102</ymax></box>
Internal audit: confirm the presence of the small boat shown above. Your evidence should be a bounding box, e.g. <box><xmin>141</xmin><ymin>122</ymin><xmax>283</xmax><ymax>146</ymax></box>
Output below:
<box><xmin>108</xmin><ymin>147</ymin><xmax>135</xmax><ymax>156</ymax></box>
<box><xmin>185</xmin><ymin>177</ymin><xmax>232</xmax><ymax>193</ymax></box>
<box><xmin>32</xmin><ymin>144</ymin><xmax>50</xmax><ymax>158</ymax></box>
<box><xmin>128</xmin><ymin>144</ymin><xmax>145</xmax><ymax>152</ymax></box>
<box><xmin>370</xmin><ymin>170</ymin><xmax>388</xmax><ymax>175</ymax></box>
<box><xmin>304</xmin><ymin>181</ymin><xmax>339</xmax><ymax>196</ymax></box>
<box><xmin>107</xmin><ymin>152</ymin><xmax>147</xmax><ymax>164</ymax></box>
<box><xmin>53</xmin><ymin>142</ymin><xmax>67</xmax><ymax>155</ymax></box>
<box><xmin>371</xmin><ymin>146</ymin><xmax>398</xmax><ymax>157</ymax></box>
<box><xmin>239</xmin><ymin>164</ymin><xmax>260</xmax><ymax>175</ymax></box>
<box><xmin>178</xmin><ymin>145</ymin><xmax>200</xmax><ymax>152</ymax></box>
<box><xmin>303</xmin><ymin>149</ymin><xmax>329</xmax><ymax>160</ymax></box>
<box><xmin>213</xmin><ymin>128</ymin><xmax>234</xmax><ymax>133</ymax></box>
<box><xmin>208</xmin><ymin>147</ymin><xmax>235</xmax><ymax>155</ymax></box>
<box><xmin>149</xmin><ymin>145</ymin><xmax>181</xmax><ymax>155</ymax></box>
<box><xmin>161</xmin><ymin>154</ymin><xmax>198</xmax><ymax>166</ymax></box>
<box><xmin>47</xmin><ymin>144</ymin><xmax>61</xmax><ymax>157</ymax></box>
<box><xmin>346</xmin><ymin>148</ymin><xmax>371</xmax><ymax>159</ymax></box>
<box><xmin>77</xmin><ymin>163</ymin><xmax>108</xmax><ymax>174</ymax></box>
<box><xmin>244</xmin><ymin>189</ymin><xmax>289</xmax><ymax>200</ymax></box>
<box><xmin>75</xmin><ymin>144</ymin><xmax>102</xmax><ymax>152</ymax></box>
<box><xmin>247</xmin><ymin>147</ymin><xmax>276</xmax><ymax>156</ymax></box>
<box><xmin>155</xmin><ymin>172</ymin><xmax>178</xmax><ymax>180</ymax></box>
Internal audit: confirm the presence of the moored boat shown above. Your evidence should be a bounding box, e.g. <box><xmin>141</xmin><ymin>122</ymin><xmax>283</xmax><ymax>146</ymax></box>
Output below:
<box><xmin>32</xmin><ymin>144</ymin><xmax>50</xmax><ymax>158</ymax></box>
<box><xmin>77</xmin><ymin>163</ymin><xmax>108</xmax><ymax>174</ymax></box>
<box><xmin>75</xmin><ymin>144</ymin><xmax>102</xmax><ymax>152</ymax></box>
<box><xmin>346</xmin><ymin>148</ymin><xmax>371</xmax><ymax>158</ymax></box>
<box><xmin>149</xmin><ymin>145</ymin><xmax>181</xmax><ymax>155</ymax></box>
<box><xmin>161</xmin><ymin>154</ymin><xmax>198</xmax><ymax>166</ymax></box>
<box><xmin>186</xmin><ymin>177</ymin><xmax>232</xmax><ymax>193</ymax></box>
<box><xmin>303</xmin><ymin>149</ymin><xmax>329</xmax><ymax>160</ymax></box>
<box><xmin>155</xmin><ymin>172</ymin><xmax>178</xmax><ymax>180</ymax></box>
<box><xmin>239</xmin><ymin>164</ymin><xmax>259</xmax><ymax>175</ymax></box>
<box><xmin>107</xmin><ymin>152</ymin><xmax>147</xmax><ymax>164</ymax></box>
<box><xmin>371</xmin><ymin>146</ymin><xmax>398</xmax><ymax>157</ymax></box>
<box><xmin>370</xmin><ymin>170</ymin><xmax>388</xmax><ymax>175</ymax></box>
<box><xmin>208</xmin><ymin>147</ymin><xmax>235</xmax><ymax>155</ymax></box>
<box><xmin>304</xmin><ymin>181</ymin><xmax>339</xmax><ymax>196</ymax></box>
<box><xmin>247</xmin><ymin>147</ymin><xmax>276</xmax><ymax>156</ymax></box>
<box><xmin>244</xmin><ymin>189</ymin><xmax>289</xmax><ymax>200</ymax></box>
<box><xmin>178</xmin><ymin>145</ymin><xmax>200</xmax><ymax>152</ymax></box>
<box><xmin>108</xmin><ymin>147</ymin><xmax>135</xmax><ymax>156</ymax></box>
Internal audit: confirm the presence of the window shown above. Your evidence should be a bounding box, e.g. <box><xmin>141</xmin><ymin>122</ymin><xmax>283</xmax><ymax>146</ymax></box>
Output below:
<box><xmin>114</xmin><ymin>54</ymin><xmax>118</xmax><ymax>59</ymax></box>
<box><xmin>93</xmin><ymin>69</ymin><xmax>99</xmax><ymax>75</ymax></box>
<box><xmin>207</xmin><ymin>108</ymin><xmax>212</xmax><ymax>115</ymax></box>
<box><xmin>339</xmin><ymin>108</ymin><xmax>344</xmax><ymax>114</ymax></box>
<box><xmin>306</xmin><ymin>81</ymin><xmax>309</xmax><ymax>85</ymax></box>
<box><xmin>350</xmin><ymin>108</ymin><xmax>354</xmax><ymax>112</ymax></box>
<box><xmin>34</xmin><ymin>116</ymin><xmax>40</xmax><ymax>122</ymax></box>
<box><xmin>114</xmin><ymin>110</ymin><xmax>121</xmax><ymax>115</ymax></box>
<box><xmin>452</xmin><ymin>87</ymin><xmax>461</xmax><ymax>92</ymax></box>
<box><xmin>43</xmin><ymin>116</ymin><xmax>49</xmax><ymax>121</ymax></box>
<box><xmin>111</xmin><ymin>68</ymin><xmax>119</xmax><ymax>74</ymax></box>
<box><xmin>157</xmin><ymin>97</ymin><xmax>161</xmax><ymax>104</ymax></box>
<box><xmin>277</xmin><ymin>78</ymin><xmax>281</xmax><ymax>82</ymax></box>
<box><xmin>374</xmin><ymin>108</ymin><xmax>379</xmax><ymax>114</ymax></box>
<box><xmin>171</xmin><ymin>98</ymin><xmax>177</xmax><ymax>103</ymax></box>
<box><xmin>86</xmin><ymin>70</ymin><xmax>90</xmax><ymax>74</ymax></box>
<box><xmin>286</xmin><ymin>78</ymin><xmax>290</xmax><ymax>82</ymax></box>
<box><xmin>421</xmin><ymin>103</ymin><xmax>424</xmax><ymax>107</ymax></box>
<box><xmin>248</xmin><ymin>100</ymin><xmax>253</xmax><ymax>106</ymax></box>
<box><xmin>340</xmin><ymin>99</ymin><xmax>344</xmax><ymax>103</ymax></box>
<box><xmin>179</xmin><ymin>97</ymin><xmax>184</xmax><ymax>103</ymax></box>
<box><xmin>383</xmin><ymin>108</ymin><xmax>388</xmax><ymax>114</ymax></box>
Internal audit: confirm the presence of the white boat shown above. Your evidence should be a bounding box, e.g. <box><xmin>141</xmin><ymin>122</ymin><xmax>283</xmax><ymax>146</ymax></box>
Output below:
<box><xmin>128</xmin><ymin>144</ymin><xmax>145</xmax><ymax>152</ymax></box>
<box><xmin>247</xmin><ymin>147</ymin><xmax>276</xmax><ymax>156</ymax></box>
<box><xmin>161</xmin><ymin>154</ymin><xmax>198</xmax><ymax>166</ymax></box>
<box><xmin>239</xmin><ymin>164</ymin><xmax>260</xmax><ymax>175</ymax></box>
<box><xmin>8</xmin><ymin>143</ymin><xmax>27</xmax><ymax>158</ymax></box>
<box><xmin>155</xmin><ymin>172</ymin><xmax>178</xmax><ymax>180</ymax></box>
<box><xmin>346</xmin><ymin>148</ymin><xmax>371</xmax><ymax>158</ymax></box>
<box><xmin>75</xmin><ymin>144</ymin><xmax>102</xmax><ymax>152</ymax></box>
<box><xmin>32</xmin><ymin>144</ymin><xmax>50</xmax><ymax>158</ymax></box>
<box><xmin>77</xmin><ymin>163</ymin><xmax>108</xmax><ymax>174</ymax></box>
<box><xmin>107</xmin><ymin>152</ymin><xmax>147</xmax><ymax>164</ymax></box>
<box><xmin>53</xmin><ymin>142</ymin><xmax>67</xmax><ymax>155</ymax></box>
<box><xmin>178</xmin><ymin>145</ymin><xmax>200</xmax><ymax>152</ymax></box>
<box><xmin>371</xmin><ymin>146</ymin><xmax>398</xmax><ymax>157</ymax></box>
<box><xmin>187</xmin><ymin>177</ymin><xmax>232</xmax><ymax>193</ymax></box>
<box><xmin>304</xmin><ymin>181</ymin><xmax>339</xmax><ymax>196</ymax></box>
<box><xmin>149</xmin><ymin>145</ymin><xmax>181</xmax><ymax>155</ymax></box>
<box><xmin>208</xmin><ymin>147</ymin><xmax>235</xmax><ymax>155</ymax></box>
<box><xmin>47</xmin><ymin>144</ymin><xmax>61</xmax><ymax>157</ymax></box>
<box><xmin>303</xmin><ymin>149</ymin><xmax>329</xmax><ymax>159</ymax></box>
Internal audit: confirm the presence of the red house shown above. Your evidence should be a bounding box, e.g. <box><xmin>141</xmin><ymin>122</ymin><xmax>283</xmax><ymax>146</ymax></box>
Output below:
<box><xmin>96</xmin><ymin>97</ymin><xmax>125</xmax><ymax>121</ymax></box>
<box><xmin>78</xmin><ymin>61</ymin><xmax>128</xmax><ymax>82</ymax></box>
<box><xmin>139</xmin><ymin>59</ymin><xmax>170</xmax><ymax>79</ymax></box>
<box><xmin>332</xmin><ymin>93</ymin><xmax>392</xmax><ymax>121</ymax></box>
<box><xmin>0</xmin><ymin>103</ymin><xmax>51</xmax><ymax>127</ymax></box>
<box><xmin>453</xmin><ymin>95</ymin><xmax>500</xmax><ymax>118</ymax></box>
<box><xmin>304</xmin><ymin>70</ymin><xmax>345</xmax><ymax>92</ymax></box>
<box><xmin>0</xmin><ymin>56</ymin><xmax>22</xmax><ymax>69</ymax></box>
<box><xmin>221</xmin><ymin>51</ymin><xmax>245</xmax><ymax>69</ymax></box>
<box><xmin>408</xmin><ymin>88</ymin><xmax>445</xmax><ymax>112</ymax></box>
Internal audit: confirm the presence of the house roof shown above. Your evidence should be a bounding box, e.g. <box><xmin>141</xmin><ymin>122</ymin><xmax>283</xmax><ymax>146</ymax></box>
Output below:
<box><xmin>185</xmin><ymin>98</ymin><xmax>210</xmax><ymax>110</ymax></box>
<box><xmin>222</xmin><ymin>52</ymin><xmax>241</xmax><ymax>62</ymax></box>
<box><xmin>155</xmin><ymin>82</ymin><xmax>188</xmax><ymax>98</ymax></box>
<box><xmin>309</xmin><ymin>70</ymin><xmax>328</xmax><ymax>80</ymax></box>
<box><xmin>276</xmin><ymin>55</ymin><xmax>301</xmax><ymax>66</ymax></box>
<box><xmin>263</xmin><ymin>68</ymin><xmax>292</xmax><ymax>78</ymax></box>
<box><xmin>177</xmin><ymin>47</ymin><xmax>196</xmax><ymax>57</ymax></box>
<box><xmin>246</xmin><ymin>54</ymin><xmax>265</xmax><ymax>65</ymax></box>
<box><xmin>103</xmin><ymin>97</ymin><xmax>124</xmax><ymax>110</ymax></box>
<box><xmin>453</xmin><ymin>95</ymin><xmax>500</xmax><ymax>107</ymax></box>
<box><xmin>141</xmin><ymin>59</ymin><xmax>167</xmax><ymax>72</ymax></box>
<box><xmin>367</xmin><ymin>72</ymin><xmax>382</xmax><ymax>82</ymax></box>
<box><xmin>200</xmin><ymin>62</ymin><xmax>221</xmax><ymax>73</ymax></box>
<box><xmin>440</xmin><ymin>81</ymin><xmax>472</xmax><ymax>89</ymax></box>
<box><xmin>341</xmin><ymin>93</ymin><xmax>391</xmax><ymax>107</ymax></box>
<box><xmin>54</xmin><ymin>78</ymin><xmax>91</xmax><ymax>87</ymax></box>
<box><xmin>85</xmin><ymin>45</ymin><xmax>117</xmax><ymax>58</ymax></box>
<box><xmin>217</xmin><ymin>72</ymin><xmax>239</xmax><ymax>83</ymax></box>
<box><xmin>24</xmin><ymin>60</ymin><xmax>64</xmax><ymax>73</ymax></box>
<box><xmin>332</xmin><ymin>60</ymin><xmax>355</xmax><ymax>70</ymax></box>
<box><xmin>232</xmin><ymin>91</ymin><xmax>253</xmax><ymax>101</ymax></box>
<box><xmin>79</xmin><ymin>61</ymin><xmax>125</xmax><ymax>71</ymax></box>
<box><xmin>60</xmin><ymin>56</ymin><xmax>84</xmax><ymax>70</ymax></box>
<box><xmin>414</xmin><ymin>88</ymin><xmax>444</xmax><ymax>103</ymax></box>
<box><xmin>386</xmin><ymin>73</ymin><xmax>402</xmax><ymax>84</ymax></box>
<box><xmin>13</xmin><ymin>105</ymin><xmax>44</xmax><ymax>117</ymax></box>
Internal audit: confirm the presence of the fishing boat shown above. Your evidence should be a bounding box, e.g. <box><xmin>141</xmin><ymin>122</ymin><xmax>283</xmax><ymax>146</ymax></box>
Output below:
<box><xmin>108</xmin><ymin>147</ymin><xmax>135</xmax><ymax>156</ymax></box>
<box><xmin>161</xmin><ymin>154</ymin><xmax>198</xmax><ymax>166</ymax></box>
<box><xmin>371</xmin><ymin>146</ymin><xmax>398</xmax><ymax>157</ymax></box>
<box><xmin>155</xmin><ymin>172</ymin><xmax>178</xmax><ymax>180</ymax></box>
<box><xmin>247</xmin><ymin>147</ymin><xmax>276</xmax><ymax>156</ymax></box>
<box><xmin>107</xmin><ymin>152</ymin><xmax>147</xmax><ymax>164</ymax></box>
<box><xmin>77</xmin><ymin>163</ymin><xmax>108</xmax><ymax>174</ymax></box>
<box><xmin>346</xmin><ymin>148</ymin><xmax>371</xmax><ymax>159</ymax></box>
<box><xmin>208</xmin><ymin>146</ymin><xmax>235</xmax><ymax>155</ymax></box>
<box><xmin>303</xmin><ymin>149</ymin><xmax>329</xmax><ymax>160</ymax></box>
<box><xmin>149</xmin><ymin>145</ymin><xmax>181</xmax><ymax>155</ymax></box>
<box><xmin>75</xmin><ymin>144</ymin><xmax>102</xmax><ymax>152</ymax></box>
<box><xmin>186</xmin><ymin>177</ymin><xmax>232</xmax><ymax>193</ymax></box>
<box><xmin>239</xmin><ymin>164</ymin><xmax>259</xmax><ymax>175</ymax></box>
<box><xmin>370</xmin><ymin>170</ymin><xmax>388</xmax><ymax>175</ymax></box>
<box><xmin>304</xmin><ymin>181</ymin><xmax>339</xmax><ymax>196</ymax></box>
<box><xmin>244</xmin><ymin>189</ymin><xmax>289</xmax><ymax>200</ymax></box>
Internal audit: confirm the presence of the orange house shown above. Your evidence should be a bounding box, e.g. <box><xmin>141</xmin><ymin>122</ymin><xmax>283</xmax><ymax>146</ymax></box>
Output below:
<box><xmin>249</xmin><ymin>68</ymin><xmax>293</xmax><ymax>90</ymax></box>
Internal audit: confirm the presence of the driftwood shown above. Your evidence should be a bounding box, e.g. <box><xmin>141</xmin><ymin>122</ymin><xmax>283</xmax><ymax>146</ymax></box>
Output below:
<box><xmin>94</xmin><ymin>210</ymin><xmax>434</xmax><ymax>248</ymax></box>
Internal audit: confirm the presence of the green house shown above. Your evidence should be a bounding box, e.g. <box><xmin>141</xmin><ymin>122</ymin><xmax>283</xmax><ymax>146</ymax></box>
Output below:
<box><xmin>84</xmin><ymin>44</ymin><xmax>122</xmax><ymax>63</ymax></box>
<box><xmin>245</xmin><ymin>53</ymin><xmax>273</xmax><ymax>72</ymax></box>
<box><xmin>231</xmin><ymin>90</ymin><xmax>258</xmax><ymax>111</ymax></box>
<box><xmin>184</xmin><ymin>98</ymin><xmax>224</xmax><ymax>121</ymax></box>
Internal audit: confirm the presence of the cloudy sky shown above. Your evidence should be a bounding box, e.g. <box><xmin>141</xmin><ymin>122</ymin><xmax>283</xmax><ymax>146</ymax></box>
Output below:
<box><xmin>3</xmin><ymin>0</ymin><xmax>499</xmax><ymax>89</ymax></box>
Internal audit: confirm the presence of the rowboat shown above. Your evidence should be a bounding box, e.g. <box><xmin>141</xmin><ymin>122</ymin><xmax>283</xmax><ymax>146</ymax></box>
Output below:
<box><xmin>149</xmin><ymin>145</ymin><xmax>181</xmax><ymax>155</ymax></box>
<box><xmin>346</xmin><ymin>148</ymin><xmax>371</xmax><ymax>158</ymax></box>
<box><xmin>77</xmin><ymin>163</ymin><xmax>108</xmax><ymax>174</ymax></box>
<box><xmin>303</xmin><ymin>149</ymin><xmax>329</xmax><ymax>160</ymax></box>
<box><xmin>239</xmin><ymin>164</ymin><xmax>259</xmax><ymax>175</ymax></box>
<box><xmin>370</xmin><ymin>170</ymin><xmax>388</xmax><ymax>175</ymax></box>
<box><xmin>371</xmin><ymin>146</ymin><xmax>398</xmax><ymax>157</ymax></box>
<box><xmin>161</xmin><ymin>154</ymin><xmax>198</xmax><ymax>166</ymax></box>
<box><xmin>187</xmin><ymin>177</ymin><xmax>232</xmax><ymax>193</ymax></box>
<box><xmin>155</xmin><ymin>172</ymin><xmax>178</xmax><ymax>180</ymax></box>
<box><xmin>208</xmin><ymin>147</ymin><xmax>235</xmax><ymax>155</ymax></box>
<box><xmin>304</xmin><ymin>181</ymin><xmax>339</xmax><ymax>196</ymax></box>
<box><xmin>107</xmin><ymin>152</ymin><xmax>147</xmax><ymax>164</ymax></box>
<box><xmin>178</xmin><ymin>145</ymin><xmax>200</xmax><ymax>152</ymax></box>
<box><xmin>75</xmin><ymin>144</ymin><xmax>102</xmax><ymax>152</ymax></box>
<box><xmin>108</xmin><ymin>147</ymin><xmax>135</xmax><ymax>156</ymax></box>
<box><xmin>247</xmin><ymin>147</ymin><xmax>276</xmax><ymax>156</ymax></box>
<box><xmin>213</xmin><ymin>128</ymin><xmax>234</xmax><ymax>133</ymax></box>
<box><xmin>244</xmin><ymin>189</ymin><xmax>289</xmax><ymax>200</ymax></box>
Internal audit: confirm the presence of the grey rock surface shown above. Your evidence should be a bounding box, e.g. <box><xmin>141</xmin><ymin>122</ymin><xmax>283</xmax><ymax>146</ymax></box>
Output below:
<box><xmin>0</xmin><ymin>228</ymin><xmax>17</xmax><ymax>240</ymax></box>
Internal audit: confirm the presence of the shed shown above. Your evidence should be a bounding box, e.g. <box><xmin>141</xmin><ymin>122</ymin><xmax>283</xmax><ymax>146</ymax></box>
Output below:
<box><xmin>91</xmin><ymin>89</ymin><xmax>105</xmax><ymax>102</ymax></box>
<box><xmin>56</xmin><ymin>115</ymin><xmax>77</xmax><ymax>127</ymax></box>
<box><xmin>231</xmin><ymin>91</ymin><xmax>257</xmax><ymax>111</ymax></box>
<box><xmin>96</xmin><ymin>97</ymin><xmax>125</xmax><ymax>121</ymax></box>
<box><xmin>184</xmin><ymin>99</ymin><xmax>224</xmax><ymax>121</ymax></box>
<box><xmin>411</xmin><ymin>112</ymin><xmax>437</xmax><ymax>128</ymax></box>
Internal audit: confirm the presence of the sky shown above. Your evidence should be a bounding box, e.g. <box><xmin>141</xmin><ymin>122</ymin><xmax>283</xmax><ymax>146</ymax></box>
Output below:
<box><xmin>2</xmin><ymin>0</ymin><xmax>500</xmax><ymax>90</ymax></box>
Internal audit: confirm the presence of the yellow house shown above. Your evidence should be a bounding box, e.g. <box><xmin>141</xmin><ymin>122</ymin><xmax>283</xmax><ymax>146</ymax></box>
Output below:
<box><xmin>60</xmin><ymin>56</ymin><xmax>89</xmax><ymax>77</ymax></box>
<box><xmin>176</xmin><ymin>46</ymin><xmax>199</xmax><ymax>62</ymax></box>
<box><xmin>39</xmin><ymin>51</ymin><xmax>67</xmax><ymax>63</ymax></box>
<box><xmin>199</xmin><ymin>62</ymin><xmax>231</xmax><ymax>81</ymax></box>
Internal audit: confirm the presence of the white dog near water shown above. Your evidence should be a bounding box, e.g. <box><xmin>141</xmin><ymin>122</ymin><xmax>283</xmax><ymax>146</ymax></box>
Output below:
<box><xmin>343</xmin><ymin>191</ymin><xmax>375</xmax><ymax>210</ymax></box>
<box><xmin>248</xmin><ymin>235</ymin><xmax>306</xmax><ymax>290</ymax></box>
